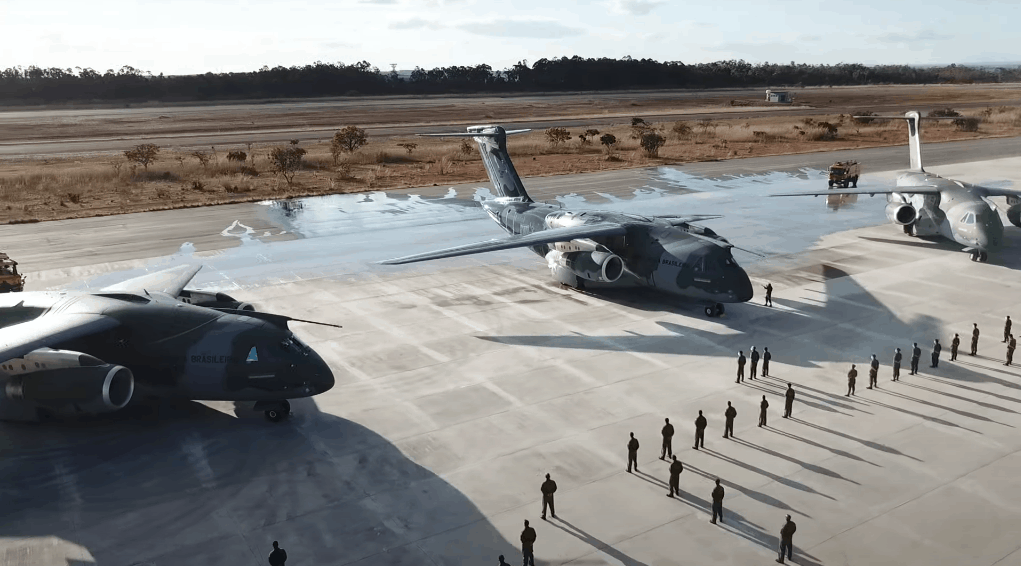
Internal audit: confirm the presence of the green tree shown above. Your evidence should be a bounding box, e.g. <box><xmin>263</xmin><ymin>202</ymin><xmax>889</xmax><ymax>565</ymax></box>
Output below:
<box><xmin>124</xmin><ymin>143</ymin><xmax>160</xmax><ymax>170</ymax></box>
<box><xmin>544</xmin><ymin>127</ymin><xmax>571</xmax><ymax>148</ymax></box>
<box><xmin>640</xmin><ymin>132</ymin><xmax>666</xmax><ymax>157</ymax></box>
<box><xmin>599</xmin><ymin>133</ymin><xmax>617</xmax><ymax>155</ymax></box>
<box><xmin>269</xmin><ymin>146</ymin><xmax>307</xmax><ymax>187</ymax></box>
<box><xmin>331</xmin><ymin>126</ymin><xmax>369</xmax><ymax>164</ymax></box>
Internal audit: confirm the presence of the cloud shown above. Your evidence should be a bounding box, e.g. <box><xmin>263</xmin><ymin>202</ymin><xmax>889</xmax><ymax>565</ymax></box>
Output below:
<box><xmin>454</xmin><ymin>19</ymin><xmax>585</xmax><ymax>38</ymax></box>
<box><xmin>876</xmin><ymin>29</ymin><xmax>953</xmax><ymax>43</ymax></box>
<box><xmin>608</xmin><ymin>0</ymin><xmax>665</xmax><ymax>15</ymax></box>
<box><xmin>359</xmin><ymin>0</ymin><xmax>398</xmax><ymax>4</ymax></box>
<box><xmin>389</xmin><ymin>17</ymin><xmax>437</xmax><ymax>30</ymax></box>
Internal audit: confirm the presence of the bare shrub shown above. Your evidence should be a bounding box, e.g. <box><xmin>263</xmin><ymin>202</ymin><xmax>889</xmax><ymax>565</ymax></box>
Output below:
<box><xmin>226</xmin><ymin>150</ymin><xmax>247</xmax><ymax>163</ymax></box>
<box><xmin>928</xmin><ymin>108</ymin><xmax>960</xmax><ymax>118</ymax></box>
<box><xmin>191</xmin><ymin>151</ymin><xmax>211</xmax><ymax>168</ymax></box>
<box><xmin>544</xmin><ymin>127</ymin><xmax>571</xmax><ymax>148</ymax></box>
<box><xmin>696</xmin><ymin>119</ymin><xmax>718</xmax><ymax>136</ymax></box>
<box><xmin>672</xmin><ymin>121</ymin><xmax>693</xmax><ymax>138</ymax></box>
<box><xmin>269</xmin><ymin>146</ymin><xmax>307</xmax><ymax>187</ymax></box>
<box><xmin>458</xmin><ymin>139</ymin><xmax>474</xmax><ymax>157</ymax></box>
<box><xmin>811</xmin><ymin>122</ymin><xmax>839</xmax><ymax>141</ymax></box>
<box><xmin>640</xmin><ymin>132</ymin><xmax>666</xmax><ymax>157</ymax></box>
<box><xmin>954</xmin><ymin>117</ymin><xmax>980</xmax><ymax>132</ymax></box>
<box><xmin>63</xmin><ymin>192</ymin><xmax>82</xmax><ymax>204</ymax></box>
<box><xmin>852</xmin><ymin>111</ymin><xmax>877</xmax><ymax>125</ymax></box>
<box><xmin>191</xmin><ymin>180</ymin><xmax>205</xmax><ymax>191</ymax></box>
<box><xmin>124</xmin><ymin>143</ymin><xmax>160</xmax><ymax>170</ymax></box>
<box><xmin>155</xmin><ymin>188</ymin><xmax>172</xmax><ymax>200</ymax></box>
<box><xmin>397</xmin><ymin>142</ymin><xmax>418</xmax><ymax>155</ymax></box>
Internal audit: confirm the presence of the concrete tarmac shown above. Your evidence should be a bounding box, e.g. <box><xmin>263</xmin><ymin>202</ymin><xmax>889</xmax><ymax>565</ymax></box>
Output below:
<box><xmin>3</xmin><ymin>144</ymin><xmax>1021</xmax><ymax>565</ymax></box>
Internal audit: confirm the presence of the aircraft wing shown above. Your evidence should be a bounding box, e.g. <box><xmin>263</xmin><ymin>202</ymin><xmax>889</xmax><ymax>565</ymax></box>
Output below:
<box><xmin>769</xmin><ymin>186</ymin><xmax>941</xmax><ymax>197</ymax></box>
<box><xmin>380</xmin><ymin>223</ymin><xmax>627</xmax><ymax>265</ymax></box>
<box><xmin>100</xmin><ymin>264</ymin><xmax>202</xmax><ymax>296</ymax></box>
<box><xmin>0</xmin><ymin>314</ymin><xmax>120</xmax><ymax>362</ymax></box>
<box><xmin>972</xmin><ymin>186</ymin><xmax>1021</xmax><ymax>199</ymax></box>
<box><xmin>656</xmin><ymin>214</ymin><xmax>724</xmax><ymax>225</ymax></box>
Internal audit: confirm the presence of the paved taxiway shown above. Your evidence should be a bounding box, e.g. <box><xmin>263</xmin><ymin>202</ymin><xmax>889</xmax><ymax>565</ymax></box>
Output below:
<box><xmin>3</xmin><ymin>144</ymin><xmax>1021</xmax><ymax>565</ymax></box>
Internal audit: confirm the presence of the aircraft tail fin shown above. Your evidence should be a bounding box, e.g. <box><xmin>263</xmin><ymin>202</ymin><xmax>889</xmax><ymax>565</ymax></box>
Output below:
<box><xmin>420</xmin><ymin>126</ymin><xmax>532</xmax><ymax>201</ymax></box>
<box><xmin>852</xmin><ymin>111</ymin><xmax>967</xmax><ymax>173</ymax></box>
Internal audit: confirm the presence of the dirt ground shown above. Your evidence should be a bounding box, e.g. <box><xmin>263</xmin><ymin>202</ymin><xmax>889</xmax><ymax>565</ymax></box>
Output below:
<box><xmin>1</xmin><ymin>84</ymin><xmax>1020</xmax><ymax>225</ymax></box>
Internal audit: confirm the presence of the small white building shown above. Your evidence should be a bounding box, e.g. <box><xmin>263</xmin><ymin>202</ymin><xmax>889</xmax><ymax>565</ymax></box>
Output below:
<box><xmin>765</xmin><ymin>90</ymin><xmax>794</xmax><ymax>103</ymax></box>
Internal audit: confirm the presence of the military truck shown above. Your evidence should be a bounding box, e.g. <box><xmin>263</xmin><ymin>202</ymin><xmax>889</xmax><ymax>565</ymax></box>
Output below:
<box><xmin>828</xmin><ymin>160</ymin><xmax>861</xmax><ymax>188</ymax></box>
<box><xmin>0</xmin><ymin>253</ymin><xmax>25</xmax><ymax>293</ymax></box>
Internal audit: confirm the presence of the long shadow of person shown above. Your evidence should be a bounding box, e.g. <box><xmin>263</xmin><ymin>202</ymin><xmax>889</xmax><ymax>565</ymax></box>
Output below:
<box><xmin>765</xmin><ymin>427</ymin><xmax>881</xmax><ymax>467</ymax></box>
<box><xmin>730</xmin><ymin>437</ymin><xmax>860</xmax><ymax>484</ymax></box>
<box><xmin>699</xmin><ymin>447</ymin><xmax>837</xmax><ymax>501</ymax></box>
<box><xmin>914</xmin><ymin>373</ymin><xmax>1021</xmax><ymax>407</ymax></box>
<box><xmin>790</xmin><ymin>417</ymin><xmax>923</xmax><ymax>462</ymax></box>
<box><xmin>682</xmin><ymin>462</ymin><xmax>814</xmax><ymax>519</ymax></box>
<box><xmin>547</xmin><ymin>518</ymin><xmax>651</xmax><ymax>566</ymax></box>
<box><xmin>874</xmin><ymin>387</ymin><xmax>1015</xmax><ymax>427</ymax></box>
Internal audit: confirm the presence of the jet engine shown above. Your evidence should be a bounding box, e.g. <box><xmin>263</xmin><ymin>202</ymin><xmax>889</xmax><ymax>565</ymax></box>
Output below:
<box><xmin>1007</xmin><ymin>196</ymin><xmax>1021</xmax><ymax>227</ymax></box>
<box><xmin>546</xmin><ymin>250</ymin><xmax>624</xmax><ymax>283</ymax></box>
<box><xmin>885</xmin><ymin>203</ymin><xmax>917</xmax><ymax>226</ymax></box>
<box><xmin>2</xmin><ymin>350</ymin><xmax>134</xmax><ymax>414</ymax></box>
<box><xmin>178</xmin><ymin>289</ymin><xmax>255</xmax><ymax>311</ymax></box>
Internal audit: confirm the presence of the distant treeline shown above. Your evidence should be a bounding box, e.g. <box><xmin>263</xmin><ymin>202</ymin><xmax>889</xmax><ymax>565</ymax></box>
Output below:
<box><xmin>2</xmin><ymin>57</ymin><xmax>1020</xmax><ymax>104</ymax></box>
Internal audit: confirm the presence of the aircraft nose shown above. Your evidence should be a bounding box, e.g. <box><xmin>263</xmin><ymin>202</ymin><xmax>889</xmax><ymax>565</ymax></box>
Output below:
<box><xmin>733</xmin><ymin>266</ymin><xmax>754</xmax><ymax>303</ymax></box>
<box><xmin>310</xmin><ymin>353</ymin><xmax>335</xmax><ymax>394</ymax></box>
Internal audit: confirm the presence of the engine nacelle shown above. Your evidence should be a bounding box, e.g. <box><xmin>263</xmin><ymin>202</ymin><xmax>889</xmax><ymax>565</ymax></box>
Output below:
<box><xmin>546</xmin><ymin>250</ymin><xmax>624</xmax><ymax>283</ymax></box>
<box><xmin>178</xmin><ymin>289</ymin><xmax>255</xmax><ymax>311</ymax></box>
<box><xmin>4</xmin><ymin>365</ymin><xmax>134</xmax><ymax>414</ymax></box>
<box><xmin>885</xmin><ymin>203</ymin><xmax>917</xmax><ymax>226</ymax></box>
<box><xmin>1007</xmin><ymin>204</ymin><xmax>1021</xmax><ymax>228</ymax></box>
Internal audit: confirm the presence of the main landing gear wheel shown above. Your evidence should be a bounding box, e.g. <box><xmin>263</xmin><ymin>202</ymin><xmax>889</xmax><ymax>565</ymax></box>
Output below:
<box><xmin>261</xmin><ymin>400</ymin><xmax>291</xmax><ymax>422</ymax></box>
<box><xmin>971</xmin><ymin>251</ymin><xmax>989</xmax><ymax>263</ymax></box>
<box><xmin>704</xmin><ymin>303</ymin><xmax>725</xmax><ymax>317</ymax></box>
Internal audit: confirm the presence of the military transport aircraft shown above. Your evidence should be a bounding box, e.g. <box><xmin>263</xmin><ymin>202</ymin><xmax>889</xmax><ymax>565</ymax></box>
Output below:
<box><xmin>0</xmin><ymin>265</ymin><xmax>335</xmax><ymax>423</ymax></box>
<box><xmin>381</xmin><ymin>125</ymin><xmax>755</xmax><ymax>317</ymax></box>
<box><xmin>772</xmin><ymin>111</ymin><xmax>1021</xmax><ymax>262</ymax></box>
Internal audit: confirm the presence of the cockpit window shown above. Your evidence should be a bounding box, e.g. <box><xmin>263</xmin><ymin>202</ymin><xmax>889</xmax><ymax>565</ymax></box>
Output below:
<box><xmin>961</xmin><ymin>212</ymin><xmax>976</xmax><ymax>225</ymax></box>
<box><xmin>280</xmin><ymin>336</ymin><xmax>310</xmax><ymax>356</ymax></box>
<box><xmin>692</xmin><ymin>258</ymin><xmax>705</xmax><ymax>273</ymax></box>
<box><xmin>246</xmin><ymin>347</ymin><xmax>259</xmax><ymax>363</ymax></box>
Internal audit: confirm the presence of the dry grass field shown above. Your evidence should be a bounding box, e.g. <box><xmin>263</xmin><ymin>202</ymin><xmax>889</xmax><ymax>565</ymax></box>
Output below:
<box><xmin>1</xmin><ymin>103</ymin><xmax>1020</xmax><ymax>224</ymax></box>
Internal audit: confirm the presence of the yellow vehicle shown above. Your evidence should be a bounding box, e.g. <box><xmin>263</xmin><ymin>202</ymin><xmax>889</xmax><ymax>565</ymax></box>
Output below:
<box><xmin>828</xmin><ymin>160</ymin><xmax>862</xmax><ymax>188</ymax></box>
<box><xmin>0</xmin><ymin>253</ymin><xmax>26</xmax><ymax>293</ymax></box>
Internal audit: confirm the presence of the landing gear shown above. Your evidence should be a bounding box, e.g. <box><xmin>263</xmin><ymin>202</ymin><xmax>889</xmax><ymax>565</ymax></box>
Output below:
<box><xmin>851</xmin><ymin>176</ymin><xmax>858</xmax><ymax>188</ymax></box>
<box><xmin>256</xmin><ymin>400</ymin><xmax>291</xmax><ymax>422</ymax></box>
<box><xmin>970</xmin><ymin>251</ymin><xmax>988</xmax><ymax>263</ymax></box>
<box><xmin>704</xmin><ymin>303</ymin><xmax>725</xmax><ymax>317</ymax></box>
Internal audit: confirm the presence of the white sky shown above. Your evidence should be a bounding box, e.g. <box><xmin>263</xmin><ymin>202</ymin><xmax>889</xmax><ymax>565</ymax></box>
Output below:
<box><xmin>2</xmin><ymin>0</ymin><xmax>1017</xmax><ymax>76</ymax></box>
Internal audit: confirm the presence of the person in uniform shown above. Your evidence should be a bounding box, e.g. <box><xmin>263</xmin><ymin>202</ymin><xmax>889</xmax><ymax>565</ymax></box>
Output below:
<box><xmin>759</xmin><ymin>395</ymin><xmax>769</xmax><ymax>427</ymax></box>
<box><xmin>268</xmin><ymin>541</ymin><xmax>287</xmax><ymax>566</ymax></box>
<box><xmin>710</xmin><ymin>478</ymin><xmax>725</xmax><ymax>524</ymax></box>
<box><xmin>627</xmin><ymin>432</ymin><xmax>640</xmax><ymax>473</ymax></box>
<box><xmin>777</xmin><ymin>515</ymin><xmax>797</xmax><ymax>564</ymax></box>
<box><xmin>846</xmin><ymin>364</ymin><xmax>857</xmax><ymax>396</ymax></box>
<box><xmin>971</xmin><ymin>323</ymin><xmax>980</xmax><ymax>356</ymax></box>
<box><xmin>930</xmin><ymin>338</ymin><xmax>941</xmax><ymax>368</ymax></box>
<box><xmin>498</xmin><ymin>555</ymin><xmax>511</xmax><ymax>566</ymax></box>
<box><xmin>892</xmin><ymin>348</ymin><xmax>902</xmax><ymax>381</ymax></box>
<box><xmin>783</xmin><ymin>384</ymin><xmax>795</xmax><ymax>418</ymax></box>
<box><xmin>736</xmin><ymin>351</ymin><xmax>746</xmax><ymax>383</ymax></box>
<box><xmin>910</xmin><ymin>343</ymin><xmax>921</xmax><ymax>375</ymax></box>
<box><xmin>1006</xmin><ymin>334</ymin><xmax>1016</xmax><ymax>366</ymax></box>
<box><xmin>951</xmin><ymin>333</ymin><xmax>960</xmax><ymax>361</ymax></box>
<box><xmin>762</xmin><ymin>347</ymin><xmax>771</xmax><ymax>377</ymax></box>
<box><xmin>660</xmin><ymin>418</ymin><xmax>674</xmax><ymax>460</ymax></box>
<box><xmin>520</xmin><ymin>520</ymin><xmax>537</xmax><ymax>566</ymax></box>
<box><xmin>667</xmin><ymin>455</ymin><xmax>683</xmax><ymax>497</ymax></box>
<box><xmin>749</xmin><ymin>347</ymin><xmax>759</xmax><ymax>381</ymax></box>
<box><xmin>763</xmin><ymin>283</ymin><xmax>773</xmax><ymax>307</ymax></box>
<box><xmin>868</xmin><ymin>354</ymin><xmax>879</xmax><ymax>389</ymax></box>
<box><xmin>540</xmin><ymin>473</ymin><xmax>557</xmax><ymax>520</ymax></box>
<box><xmin>1005</xmin><ymin>316</ymin><xmax>1012</xmax><ymax>343</ymax></box>
<box><xmin>694</xmin><ymin>410</ymin><xmax>707</xmax><ymax>449</ymax></box>
<box><xmin>724</xmin><ymin>401</ymin><xmax>737</xmax><ymax>438</ymax></box>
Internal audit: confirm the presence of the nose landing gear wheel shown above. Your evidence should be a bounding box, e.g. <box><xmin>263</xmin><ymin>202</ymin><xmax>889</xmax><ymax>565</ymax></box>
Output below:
<box><xmin>705</xmin><ymin>306</ymin><xmax>716</xmax><ymax>317</ymax></box>
<box><xmin>979</xmin><ymin>251</ymin><xmax>988</xmax><ymax>262</ymax></box>
<box><xmin>716</xmin><ymin>303</ymin><xmax>725</xmax><ymax>316</ymax></box>
<box><xmin>262</xmin><ymin>400</ymin><xmax>291</xmax><ymax>422</ymax></box>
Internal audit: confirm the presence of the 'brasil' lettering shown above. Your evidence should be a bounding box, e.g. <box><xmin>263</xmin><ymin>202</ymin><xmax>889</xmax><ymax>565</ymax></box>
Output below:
<box><xmin>191</xmin><ymin>355</ymin><xmax>239</xmax><ymax>364</ymax></box>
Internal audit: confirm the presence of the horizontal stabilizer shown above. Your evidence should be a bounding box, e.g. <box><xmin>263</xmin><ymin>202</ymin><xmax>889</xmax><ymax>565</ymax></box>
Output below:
<box><xmin>418</xmin><ymin>129</ymin><xmax>531</xmax><ymax>138</ymax></box>
<box><xmin>657</xmin><ymin>214</ymin><xmax>724</xmax><ymax>225</ymax></box>
<box><xmin>218</xmin><ymin>309</ymin><xmax>343</xmax><ymax>329</ymax></box>
<box><xmin>380</xmin><ymin>222</ymin><xmax>627</xmax><ymax>265</ymax></box>
<box><xmin>101</xmin><ymin>264</ymin><xmax>202</xmax><ymax>296</ymax></box>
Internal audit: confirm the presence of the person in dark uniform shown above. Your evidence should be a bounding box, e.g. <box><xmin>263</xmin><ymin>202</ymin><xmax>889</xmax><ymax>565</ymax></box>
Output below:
<box><xmin>1006</xmin><ymin>334</ymin><xmax>1016</xmax><ymax>366</ymax></box>
<box><xmin>763</xmin><ymin>283</ymin><xmax>773</xmax><ymax>307</ymax></box>
<box><xmin>910</xmin><ymin>343</ymin><xmax>921</xmax><ymax>375</ymax></box>
<box><xmin>762</xmin><ymin>347</ymin><xmax>771</xmax><ymax>377</ymax></box>
<box><xmin>694</xmin><ymin>411</ymin><xmax>707</xmax><ymax>449</ymax></box>
<box><xmin>892</xmin><ymin>348</ymin><xmax>902</xmax><ymax>381</ymax></box>
<box><xmin>520</xmin><ymin>520</ymin><xmax>536</xmax><ymax>566</ymax></box>
<box><xmin>951</xmin><ymin>333</ymin><xmax>960</xmax><ymax>361</ymax></box>
<box><xmin>660</xmin><ymin>418</ymin><xmax>674</xmax><ymax>460</ymax></box>
<box><xmin>667</xmin><ymin>455</ymin><xmax>683</xmax><ymax>497</ymax></box>
<box><xmin>971</xmin><ymin>323</ymin><xmax>980</xmax><ymax>356</ymax></box>
<box><xmin>868</xmin><ymin>354</ymin><xmax>879</xmax><ymax>389</ymax></box>
<box><xmin>540</xmin><ymin>473</ymin><xmax>557</xmax><ymax>520</ymax></box>
<box><xmin>783</xmin><ymin>384</ymin><xmax>795</xmax><ymax>418</ymax></box>
<box><xmin>749</xmin><ymin>347</ymin><xmax>759</xmax><ymax>381</ymax></box>
<box><xmin>499</xmin><ymin>555</ymin><xmax>511</xmax><ymax>566</ymax></box>
<box><xmin>846</xmin><ymin>364</ymin><xmax>857</xmax><ymax>396</ymax></box>
<box><xmin>777</xmin><ymin>515</ymin><xmax>797</xmax><ymax>564</ymax></box>
<box><xmin>1005</xmin><ymin>316</ymin><xmax>1012</xmax><ymax>343</ymax></box>
<box><xmin>723</xmin><ymin>401</ymin><xmax>737</xmax><ymax>438</ymax></box>
<box><xmin>268</xmin><ymin>541</ymin><xmax>287</xmax><ymax>566</ymax></box>
<box><xmin>930</xmin><ymin>338</ymin><xmax>941</xmax><ymax>368</ymax></box>
<box><xmin>736</xmin><ymin>351</ymin><xmax>746</xmax><ymax>383</ymax></box>
<box><xmin>710</xmin><ymin>478</ymin><xmax>725</xmax><ymax>524</ymax></box>
<box><xmin>627</xmin><ymin>432</ymin><xmax>640</xmax><ymax>473</ymax></box>
<box><xmin>759</xmin><ymin>395</ymin><xmax>769</xmax><ymax>427</ymax></box>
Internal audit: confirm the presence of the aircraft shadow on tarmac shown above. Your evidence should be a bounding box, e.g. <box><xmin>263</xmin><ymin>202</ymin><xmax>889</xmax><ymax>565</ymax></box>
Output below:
<box><xmin>0</xmin><ymin>397</ymin><xmax>521</xmax><ymax>566</ymax></box>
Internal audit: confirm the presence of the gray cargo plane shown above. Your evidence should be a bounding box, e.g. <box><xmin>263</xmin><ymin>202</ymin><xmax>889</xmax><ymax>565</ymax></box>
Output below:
<box><xmin>381</xmin><ymin>125</ymin><xmax>755</xmax><ymax>316</ymax></box>
<box><xmin>0</xmin><ymin>265</ymin><xmax>335</xmax><ymax>423</ymax></box>
<box><xmin>772</xmin><ymin>111</ymin><xmax>1021</xmax><ymax>262</ymax></box>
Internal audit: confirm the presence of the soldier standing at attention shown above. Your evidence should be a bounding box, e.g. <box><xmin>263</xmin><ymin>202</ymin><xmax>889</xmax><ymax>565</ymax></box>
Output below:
<box><xmin>660</xmin><ymin>418</ymin><xmax>674</xmax><ymax>460</ymax></box>
<box><xmin>762</xmin><ymin>347</ymin><xmax>771</xmax><ymax>377</ymax></box>
<box><xmin>268</xmin><ymin>541</ymin><xmax>287</xmax><ymax>566</ymax></box>
<box><xmin>763</xmin><ymin>283</ymin><xmax>773</xmax><ymax>307</ymax></box>
<box><xmin>931</xmin><ymin>339</ymin><xmax>942</xmax><ymax>368</ymax></box>
<box><xmin>710</xmin><ymin>478</ymin><xmax>725</xmax><ymax>524</ymax></box>
<box><xmin>1006</xmin><ymin>335</ymin><xmax>1016</xmax><ymax>366</ymax></box>
<box><xmin>910</xmin><ymin>343</ymin><xmax>921</xmax><ymax>375</ymax></box>
<box><xmin>694</xmin><ymin>410</ymin><xmax>707</xmax><ymax>449</ymax></box>
<box><xmin>759</xmin><ymin>395</ymin><xmax>769</xmax><ymax>427</ymax></box>
<box><xmin>1005</xmin><ymin>316</ymin><xmax>1012</xmax><ymax>343</ymax></box>
<box><xmin>723</xmin><ymin>401</ymin><xmax>737</xmax><ymax>439</ymax></box>
<box><xmin>627</xmin><ymin>432</ymin><xmax>640</xmax><ymax>473</ymax></box>
<box><xmin>540</xmin><ymin>473</ymin><xmax>557</xmax><ymax>520</ymax></box>
<box><xmin>868</xmin><ymin>354</ymin><xmax>879</xmax><ymax>389</ymax></box>
<box><xmin>520</xmin><ymin>520</ymin><xmax>536</xmax><ymax>566</ymax></box>
<box><xmin>777</xmin><ymin>515</ymin><xmax>797</xmax><ymax>564</ymax></box>
<box><xmin>783</xmin><ymin>384</ymin><xmax>795</xmax><ymax>418</ymax></box>
<box><xmin>749</xmin><ymin>347</ymin><xmax>760</xmax><ymax>381</ymax></box>
<box><xmin>736</xmin><ymin>351</ymin><xmax>746</xmax><ymax>383</ymax></box>
<box><xmin>846</xmin><ymin>364</ymin><xmax>857</xmax><ymax>396</ymax></box>
<box><xmin>892</xmin><ymin>348</ymin><xmax>902</xmax><ymax>381</ymax></box>
<box><xmin>971</xmin><ymin>323</ymin><xmax>980</xmax><ymax>356</ymax></box>
<box><xmin>667</xmin><ymin>455</ymin><xmax>683</xmax><ymax>497</ymax></box>
<box><xmin>951</xmin><ymin>333</ymin><xmax>960</xmax><ymax>361</ymax></box>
